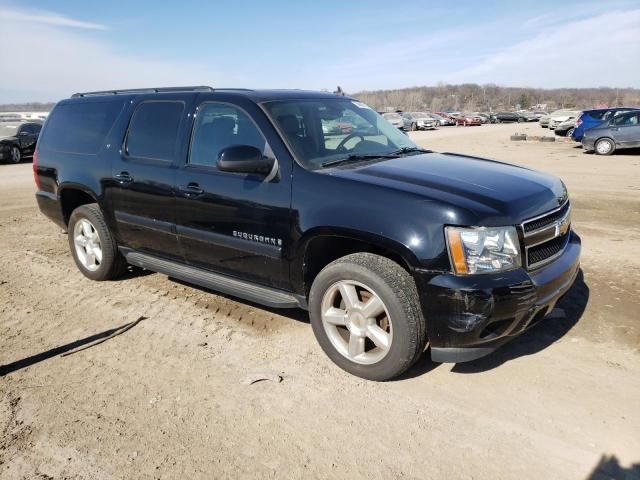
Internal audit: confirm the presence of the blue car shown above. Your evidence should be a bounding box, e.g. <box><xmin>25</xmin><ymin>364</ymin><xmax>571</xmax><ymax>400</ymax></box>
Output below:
<box><xmin>571</xmin><ymin>107</ymin><xmax>639</xmax><ymax>142</ymax></box>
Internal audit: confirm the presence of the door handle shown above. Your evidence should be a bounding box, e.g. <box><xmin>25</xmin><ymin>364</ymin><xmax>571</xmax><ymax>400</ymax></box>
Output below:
<box><xmin>179</xmin><ymin>183</ymin><xmax>204</xmax><ymax>197</ymax></box>
<box><xmin>114</xmin><ymin>172</ymin><xmax>133</xmax><ymax>184</ymax></box>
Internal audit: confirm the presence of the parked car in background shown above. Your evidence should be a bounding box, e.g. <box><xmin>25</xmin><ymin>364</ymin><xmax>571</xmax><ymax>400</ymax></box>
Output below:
<box><xmin>548</xmin><ymin>110</ymin><xmax>581</xmax><ymax>130</ymax></box>
<box><xmin>571</xmin><ymin>107</ymin><xmax>639</xmax><ymax>142</ymax></box>
<box><xmin>455</xmin><ymin>113</ymin><xmax>482</xmax><ymax>126</ymax></box>
<box><xmin>436</xmin><ymin>112</ymin><xmax>458</xmax><ymax>124</ymax></box>
<box><xmin>539</xmin><ymin>115</ymin><xmax>551</xmax><ymax>128</ymax></box>
<box><xmin>382</xmin><ymin>112</ymin><xmax>410</xmax><ymax>131</ymax></box>
<box><xmin>554</xmin><ymin>118</ymin><xmax>578</xmax><ymax>137</ymax></box>
<box><xmin>473</xmin><ymin>113</ymin><xmax>491</xmax><ymax>124</ymax></box>
<box><xmin>518</xmin><ymin>111</ymin><xmax>539</xmax><ymax>122</ymax></box>
<box><xmin>0</xmin><ymin>121</ymin><xmax>42</xmax><ymax>163</ymax></box>
<box><xmin>495</xmin><ymin>112</ymin><xmax>524</xmax><ymax>123</ymax></box>
<box><xmin>403</xmin><ymin>112</ymin><xmax>437</xmax><ymax>130</ymax></box>
<box><xmin>533</xmin><ymin>111</ymin><xmax>548</xmax><ymax>119</ymax></box>
<box><xmin>429</xmin><ymin>113</ymin><xmax>455</xmax><ymax>126</ymax></box>
<box><xmin>582</xmin><ymin>110</ymin><xmax>640</xmax><ymax>155</ymax></box>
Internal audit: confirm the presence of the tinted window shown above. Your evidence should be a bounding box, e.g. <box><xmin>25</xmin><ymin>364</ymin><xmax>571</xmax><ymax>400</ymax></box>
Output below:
<box><xmin>40</xmin><ymin>101</ymin><xmax>124</xmax><ymax>154</ymax></box>
<box><xmin>189</xmin><ymin>103</ymin><xmax>267</xmax><ymax>168</ymax></box>
<box><xmin>31</xmin><ymin>123</ymin><xmax>42</xmax><ymax>134</ymax></box>
<box><xmin>19</xmin><ymin>124</ymin><xmax>33</xmax><ymax>134</ymax></box>
<box><xmin>126</xmin><ymin>101</ymin><xmax>184</xmax><ymax>161</ymax></box>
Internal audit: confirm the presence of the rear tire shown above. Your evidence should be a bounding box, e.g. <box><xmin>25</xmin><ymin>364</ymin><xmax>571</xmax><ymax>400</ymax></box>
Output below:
<box><xmin>594</xmin><ymin>138</ymin><xmax>615</xmax><ymax>156</ymax></box>
<box><xmin>309</xmin><ymin>253</ymin><xmax>427</xmax><ymax>381</ymax></box>
<box><xmin>68</xmin><ymin>203</ymin><xmax>127</xmax><ymax>281</ymax></box>
<box><xmin>567</xmin><ymin>127</ymin><xmax>575</xmax><ymax>138</ymax></box>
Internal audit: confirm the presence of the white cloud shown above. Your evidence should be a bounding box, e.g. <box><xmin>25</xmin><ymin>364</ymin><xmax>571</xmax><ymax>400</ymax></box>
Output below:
<box><xmin>0</xmin><ymin>7</ymin><xmax>107</xmax><ymax>30</ymax></box>
<box><xmin>449</xmin><ymin>9</ymin><xmax>640</xmax><ymax>88</ymax></box>
<box><xmin>0</xmin><ymin>7</ymin><xmax>227</xmax><ymax>102</ymax></box>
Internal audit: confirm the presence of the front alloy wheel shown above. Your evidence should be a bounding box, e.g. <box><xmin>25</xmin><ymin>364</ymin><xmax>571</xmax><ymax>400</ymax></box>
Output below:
<box><xmin>309</xmin><ymin>253</ymin><xmax>427</xmax><ymax>381</ymax></box>
<box><xmin>321</xmin><ymin>280</ymin><xmax>392</xmax><ymax>365</ymax></box>
<box><xmin>10</xmin><ymin>146</ymin><xmax>21</xmax><ymax>163</ymax></box>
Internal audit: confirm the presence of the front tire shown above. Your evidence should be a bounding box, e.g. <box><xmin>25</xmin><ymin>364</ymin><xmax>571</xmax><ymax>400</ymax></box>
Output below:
<box><xmin>595</xmin><ymin>138</ymin><xmax>615</xmax><ymax>156</ymax></box>
<box><xmin>68</xmin><ymin>203</ymin><xmax>127</xmax><ymax>281</ymax></box>
<box><xmin>10</xmin><ymin>146</ymin><xmax>21</xmax><ymax>163</ymax></box>
<box><xmin>309</xmin><ymin>253</ymin><xmax>427</xmax><ymax>381</ymax></box>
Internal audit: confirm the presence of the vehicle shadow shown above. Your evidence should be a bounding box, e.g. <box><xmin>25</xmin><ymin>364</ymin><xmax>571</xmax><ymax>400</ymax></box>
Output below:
<box><xmin>0</xmin><ymin>317</ymin><xmax>145</xmax><ymax>377</ymax></box>
<box><xmin>450</xmin><ymin>269</ymin><xmax>589</xmax><ymax>374</ymax></box>
<box><xmin>585</xmin><ymin>454</ymin><xmax>640</xmax><ymax>480</ymax></box>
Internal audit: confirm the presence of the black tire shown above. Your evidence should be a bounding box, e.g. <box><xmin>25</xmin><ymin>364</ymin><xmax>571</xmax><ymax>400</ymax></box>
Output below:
<box><xmin>309</xmin><ymin>253</ymin><xmax>427</xmax><ymax>381</ymax></box>
<box><xmin>567</xmin><ymin>128</ymin><xmax>575</xmax><ymax>138</ymax></box>
<box><xmin>517</xmin><ymin>117</ymin><xmax>524</xmax><ymax>123</ymax></box>
<box><xmin>10</xmin><ymin>146</ymin><xmax>21</xmax><ymax>164</ymax></box>
<box><xmin>594</xmin><ymin>137</ymin><xmax>616</xmax><ymax>156</ymax></box>
<box><xmin>68</xmin><ymin>203</ymin><xmax>127</xmax><ymax>281</ymax></box>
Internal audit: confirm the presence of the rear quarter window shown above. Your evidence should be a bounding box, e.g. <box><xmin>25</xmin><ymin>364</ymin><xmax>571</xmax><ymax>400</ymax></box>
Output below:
<box><xmin>39</xmin><ymin>101</ymin><xmax>124</xmax><ymax>154</ymax></box>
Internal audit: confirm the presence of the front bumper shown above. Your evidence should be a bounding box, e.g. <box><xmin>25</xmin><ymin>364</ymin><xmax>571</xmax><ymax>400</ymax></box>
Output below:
<box><xmin>414</xmin><ymin>231</ymin><xmax>581</xmax><ymax>363</ymax></box>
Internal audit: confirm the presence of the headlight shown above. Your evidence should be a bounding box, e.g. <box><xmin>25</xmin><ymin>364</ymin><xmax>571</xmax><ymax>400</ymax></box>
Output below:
<box><xmin>445</xmin><ymin>226</ymin><xmax>521</xmax><ymax>275</ymax></box>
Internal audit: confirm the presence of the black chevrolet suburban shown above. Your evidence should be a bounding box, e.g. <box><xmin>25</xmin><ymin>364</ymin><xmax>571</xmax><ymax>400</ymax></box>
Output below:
<box><xmin>34</xmin><ymin>86</ymin><xmax>580</xmax><ymax>380</ymax></box>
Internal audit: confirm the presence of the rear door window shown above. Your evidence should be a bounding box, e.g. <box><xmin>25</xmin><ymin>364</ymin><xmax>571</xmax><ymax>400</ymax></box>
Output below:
<box><xmin>39</xmin><ymin>101</ymin><xmax>124</xmax><ymax>154</ymax></box>
<box><xmin>126</xmin><ymin>101</ymin><xmax>185</xmax><ymax>161</ymax></box>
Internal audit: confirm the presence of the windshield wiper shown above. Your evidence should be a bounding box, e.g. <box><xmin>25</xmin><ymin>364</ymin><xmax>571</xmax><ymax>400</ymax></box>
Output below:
<box><xmin>388</xmin><ymin>147</ymin><xmax>433</xmax><ymax>155</ymax></box>
<box><xmin>321</xmin><ymin>154</ymin><xmax>398</xmax><ymax>168</ymax></box>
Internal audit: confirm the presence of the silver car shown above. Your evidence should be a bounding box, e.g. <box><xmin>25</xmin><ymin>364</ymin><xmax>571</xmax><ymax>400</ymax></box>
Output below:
<box><xmin>403</xmin><ymin>112</ymin><xmax>437</xmax><ymax>130</ymax></box>
<box><xmin>382</xmin><ymin>112</ymin><xmax>411</xmax><ymax>131</ymax></box>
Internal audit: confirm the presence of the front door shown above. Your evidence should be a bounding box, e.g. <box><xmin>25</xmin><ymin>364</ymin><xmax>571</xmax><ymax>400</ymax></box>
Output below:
<box><xmin>175</xmin><ymin>100</ymin><xmax>292</xmax><ymax>290</ymax></box>
<box><xmin>612</xmin><ymin>111</ymin><xmax>640</xmax><ymax>148</ymax></box>
<box><xmin>109</xmin><ymin>95</ymin><xmax>196</xmax><ymax>258</ymax></box>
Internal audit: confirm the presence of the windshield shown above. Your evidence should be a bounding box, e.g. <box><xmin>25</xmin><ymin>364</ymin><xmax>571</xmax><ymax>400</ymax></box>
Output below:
<box><xmin>382</xmin><ymin>113</ymin><xmax>401</xmax><ymax>120</ymax></box>
<box><xmin>0</xmin><ymin>123</ymin><xmax>20</xmax><ymax>137</ymax></box>
<box><xmin>264</xmin><ymin>98</ymin><xmax>419</xmax><ymax>170</ymax></box>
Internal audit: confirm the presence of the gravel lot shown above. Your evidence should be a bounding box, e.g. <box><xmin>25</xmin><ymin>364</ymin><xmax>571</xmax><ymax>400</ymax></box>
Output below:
<box><xmin>1</xmin><ymin>123</ymin><xmax>639</xmax><ymax>480</ymax></box>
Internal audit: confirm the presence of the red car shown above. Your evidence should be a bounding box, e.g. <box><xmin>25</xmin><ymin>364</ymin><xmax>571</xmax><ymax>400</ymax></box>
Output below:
<box><xmin>455</xmin><ymin>114</ymin><xmax>483</xmax><ymax>126</ymax></box>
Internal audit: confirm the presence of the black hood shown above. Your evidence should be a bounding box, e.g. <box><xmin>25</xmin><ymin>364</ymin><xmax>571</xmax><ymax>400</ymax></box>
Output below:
<box><xmin>321</xmin><ymin>152</ymin><xmax>566</xmax><ymax>224</ymax></box>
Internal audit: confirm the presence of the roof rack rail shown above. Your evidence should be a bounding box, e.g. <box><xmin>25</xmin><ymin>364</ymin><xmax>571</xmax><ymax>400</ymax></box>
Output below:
<box><xmin>71</xmin><ymin>86</ymin><xmax>216</xmax><ymax>98</ymax></box>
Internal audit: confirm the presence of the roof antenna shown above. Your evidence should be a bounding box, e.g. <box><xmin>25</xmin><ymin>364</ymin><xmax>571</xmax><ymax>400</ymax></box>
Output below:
<box><xmin>333</xmin><ymin>86</ymin><xmax>345</xmax><ymax>96</ymax></box>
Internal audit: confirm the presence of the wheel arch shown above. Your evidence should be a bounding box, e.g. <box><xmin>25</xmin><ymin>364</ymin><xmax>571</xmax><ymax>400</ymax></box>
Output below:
<box><xmin>293</xmin><ymin>227</ymin><xmax>421</xmax><ymax>296</ymax></box>
<box><xmin>58</xmin><ymin>183</ymin><xmax>101</xmax><ymax>225</ymax></box>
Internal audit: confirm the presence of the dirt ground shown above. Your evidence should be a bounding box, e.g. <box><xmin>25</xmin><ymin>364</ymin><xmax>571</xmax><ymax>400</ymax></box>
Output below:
<box><xmin>1</xmin><ymin>123</ymin><xmax>639</xmax><ymax>480</ymax></box>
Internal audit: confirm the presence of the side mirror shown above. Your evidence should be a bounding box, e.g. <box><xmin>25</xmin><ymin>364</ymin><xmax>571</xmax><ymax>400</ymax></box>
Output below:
<box><xmin>217</xmin><ymin>145</ymin><xmax>275</xmax><ymax>175</ymax></box>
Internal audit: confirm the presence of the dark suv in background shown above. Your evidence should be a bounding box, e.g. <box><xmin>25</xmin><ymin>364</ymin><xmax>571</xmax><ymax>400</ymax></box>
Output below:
<box><xmin>34</xmin><ymin>86</ymin><xmax>580</xmax><ymax>380</ymax></box>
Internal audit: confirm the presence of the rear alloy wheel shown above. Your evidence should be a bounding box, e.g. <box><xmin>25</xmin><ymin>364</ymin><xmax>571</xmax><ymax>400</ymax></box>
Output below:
<box><xmin>309</xmin><ymin>253</ymin><xmax>426</xmax><ymax>381</ymax></box>
<box><xmin>595</xmin><ymin>138</ymin><xmax>615</xmax><ymax>156</ymax></box>
<box><xmin>10</xmin><ymin>146</ymin><xmax>21</xmax><ymax>163</ymax></box>
<box><xmin>566</xmin><ymin>128</ymin><xmax>575</xmax><ymax>138</ymax></box>
<box><xmin>68</xmin><ymin>203</ymin><xmax>127</xmax><ymax>280</ymax></box>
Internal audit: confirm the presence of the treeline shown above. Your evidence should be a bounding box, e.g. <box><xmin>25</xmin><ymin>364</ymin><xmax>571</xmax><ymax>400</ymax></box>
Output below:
<box><xmin>0</xmin><ymin>102</ymin><xmax>55</xmax><ymax>112</ymax></box>
<box><xmin>352</xmin><ymin>84</ymin><xmax>640</xmax><ymax>112</ymax></box>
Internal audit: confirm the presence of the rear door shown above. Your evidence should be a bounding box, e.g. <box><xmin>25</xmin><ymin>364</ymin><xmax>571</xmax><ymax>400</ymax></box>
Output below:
<box><xmin>109</xmin><ymin>94</ymin><xmax>197</xmax><ymax>258</ymax></box>
<box><xmin>174</xmin><ymin>97</ymin><xmax>293</xmax><ymax>290</ymax></box>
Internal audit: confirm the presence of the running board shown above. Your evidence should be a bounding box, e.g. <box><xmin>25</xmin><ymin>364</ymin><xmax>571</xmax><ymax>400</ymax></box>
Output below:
<box><xmin>122</xmin><ymin>249</ymin><xmax>306</xmax><ymax>309</ymax></box>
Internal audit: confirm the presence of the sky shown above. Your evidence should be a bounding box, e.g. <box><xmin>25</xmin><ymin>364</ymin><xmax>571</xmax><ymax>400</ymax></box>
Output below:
<box><xmin>0</xmin><ymin>0</ymin><xmax>639</xmax><ymax>102</ymax></box>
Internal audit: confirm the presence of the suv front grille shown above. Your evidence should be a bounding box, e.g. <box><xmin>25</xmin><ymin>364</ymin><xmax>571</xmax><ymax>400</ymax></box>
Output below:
<box><xmin>521</xmin><ymin>201</ymin><xmax>571</xmax><ymax>269</ymax></box>
<box><xmin>523</xmin><ymin>201</ymin><xmax>570</xmax><ymax>233</ymax></box>
<box><xmin>527</xmin><ymin>232</ymin><xmax>570</xmax><ymax>266</ymax></box>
